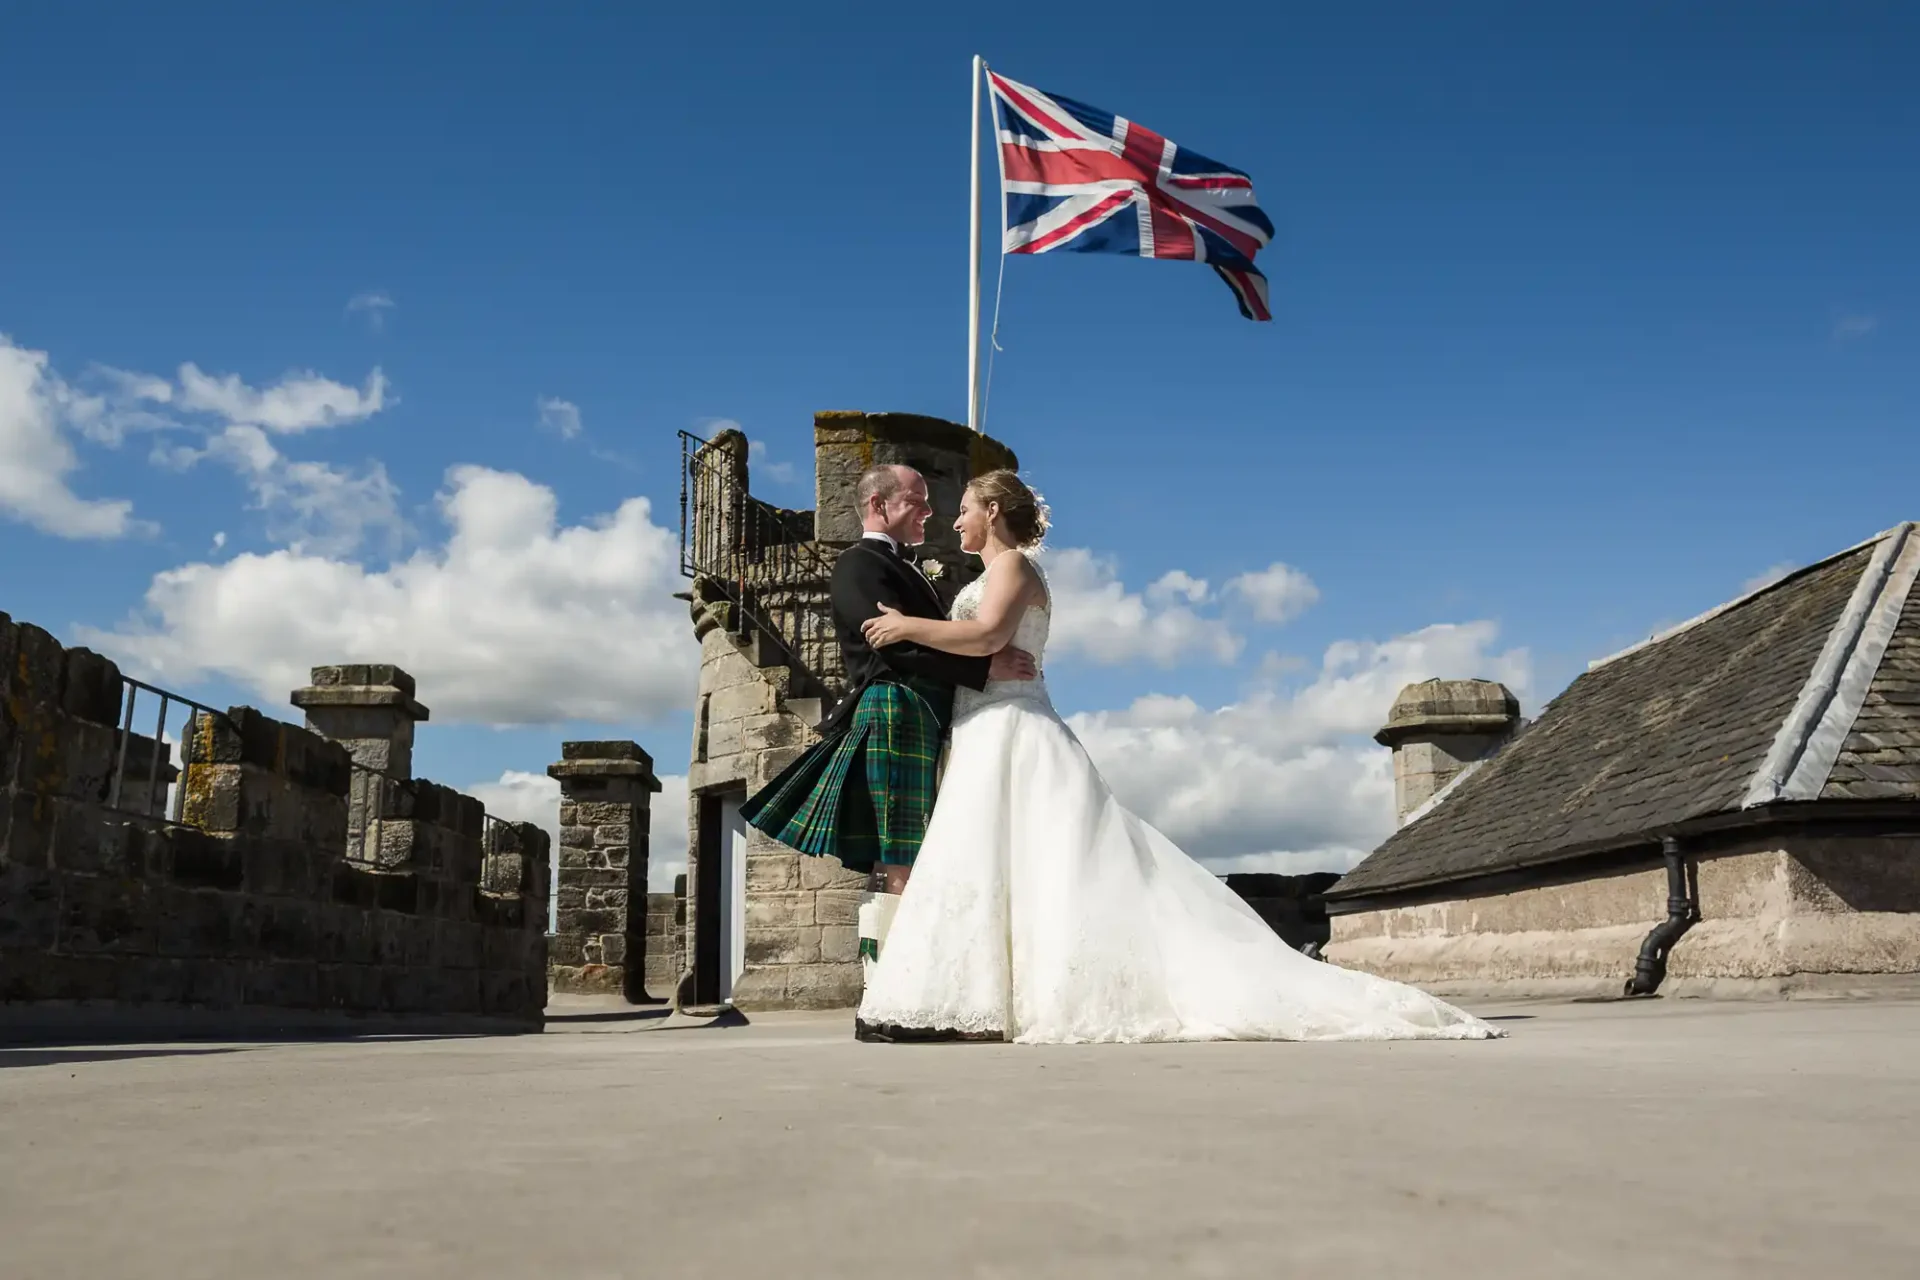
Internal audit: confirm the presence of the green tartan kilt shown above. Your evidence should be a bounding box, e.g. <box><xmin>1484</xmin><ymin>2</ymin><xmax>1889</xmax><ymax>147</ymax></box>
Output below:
<box><xmin>740</xmin><ymin>676</ymin><xmax>951</xmax><ymax>874</ymax></box>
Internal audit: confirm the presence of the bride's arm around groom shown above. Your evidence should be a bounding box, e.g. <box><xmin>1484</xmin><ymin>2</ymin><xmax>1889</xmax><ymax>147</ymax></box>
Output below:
<box><xmin>862</xmin><ymin>550</ymin><xmax>1045</xmax><ymax>659</ymax></box>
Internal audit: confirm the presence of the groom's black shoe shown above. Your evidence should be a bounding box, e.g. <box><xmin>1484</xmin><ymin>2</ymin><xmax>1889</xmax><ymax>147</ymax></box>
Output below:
<box><xmin>855</xmin><ymin>1018</ymin><xmax>950</xmax><ymax>1043</ymax></box>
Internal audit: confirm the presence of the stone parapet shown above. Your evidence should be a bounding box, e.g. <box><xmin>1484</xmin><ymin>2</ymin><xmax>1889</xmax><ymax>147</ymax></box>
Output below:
<box><xmin>0</xmin><ymin>611</ymin><xmax>547</xmax><ymax>1035</ymax></box>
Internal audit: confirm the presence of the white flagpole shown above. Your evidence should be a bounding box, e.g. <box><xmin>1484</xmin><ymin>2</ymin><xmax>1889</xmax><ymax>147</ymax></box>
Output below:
<box><xmin>967</xmin><ymin>53</ymin><xmax>983</xmax><ymax>433</ymax></box>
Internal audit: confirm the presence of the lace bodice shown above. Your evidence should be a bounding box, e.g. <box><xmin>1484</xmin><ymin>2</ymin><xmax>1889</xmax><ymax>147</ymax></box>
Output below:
<box><xmin>951</xmin><ymin>549</ymin><xmax>1052</xmax><ymax>718</ymax></box>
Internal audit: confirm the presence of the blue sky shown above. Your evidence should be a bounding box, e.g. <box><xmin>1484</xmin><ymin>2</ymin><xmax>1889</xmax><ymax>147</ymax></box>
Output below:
<box><xmin>3</xmin><ymin>4</ymin><xmax>1915</xmax><ymax>883</ymax></box>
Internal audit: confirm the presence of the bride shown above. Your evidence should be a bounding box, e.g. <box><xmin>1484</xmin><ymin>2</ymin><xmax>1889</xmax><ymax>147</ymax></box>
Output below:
<box><xmin>854</xmin><ymin>470</ymin><xmax>1502</xmax><ymax>1044</ymax></box>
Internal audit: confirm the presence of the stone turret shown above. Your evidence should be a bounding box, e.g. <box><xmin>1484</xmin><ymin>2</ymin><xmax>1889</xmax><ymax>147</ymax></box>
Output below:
<box><xmin>1376</xmin><ymin>679</ymin><xmax>1521</xmax><ymax>826</ymax></box>
<box><xmin>812</xmin><ymin>411</ymin><xmax>1017</xmax><ymax>588</ymax></box>
<box><xmin>679</xmin><ymin>410</ymin><xmax>1017</xmax><ymax>1012</ymax></box>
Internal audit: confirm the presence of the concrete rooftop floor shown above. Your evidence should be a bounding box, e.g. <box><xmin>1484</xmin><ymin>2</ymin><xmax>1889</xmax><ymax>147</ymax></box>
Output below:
<box><xmin>3</xmin><ymin>995</ymin><xmax>1919</xmax><ymax>1279</ymax></box>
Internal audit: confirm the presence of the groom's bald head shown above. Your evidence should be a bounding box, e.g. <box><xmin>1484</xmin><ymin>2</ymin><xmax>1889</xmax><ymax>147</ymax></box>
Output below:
<box><xmin>858</xmin><ymin>464</ymin><xmax>932</xmax><ymax>544</ymax></box>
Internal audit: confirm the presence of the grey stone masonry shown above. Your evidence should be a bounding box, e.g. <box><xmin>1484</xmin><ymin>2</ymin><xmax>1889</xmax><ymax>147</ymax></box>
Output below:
<box><xmin>291</xmin><ymin>665</ymin><xmax>430</xmax><ymax>867</ymax></box>
<box><xmin>0</xmin><ymin>610</ymin><xmax>548</xmax><ymax>1036</ymax></box>
<box><xmin>548</xmin><ymin>741</ymin><xmax>662</xmax><ymax>1002</ymax></box>
<box><xmin>1374</xmin><ymin>679</ymin><xmax>1522</xmax><ymax>826</ymax></box>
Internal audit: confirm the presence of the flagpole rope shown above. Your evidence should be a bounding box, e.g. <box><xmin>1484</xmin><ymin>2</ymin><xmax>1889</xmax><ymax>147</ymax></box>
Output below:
<box><xmin>980</xmin><ymin>248</ymin><xmax>1008</xmax><ymax>432</ymax></box>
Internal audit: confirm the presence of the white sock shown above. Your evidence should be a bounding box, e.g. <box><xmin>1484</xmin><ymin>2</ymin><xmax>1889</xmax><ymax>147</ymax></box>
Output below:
<box><xmin>857</xmin><ymin>890</ymin><xmax>902</xmax><ymax>978</ymax></box>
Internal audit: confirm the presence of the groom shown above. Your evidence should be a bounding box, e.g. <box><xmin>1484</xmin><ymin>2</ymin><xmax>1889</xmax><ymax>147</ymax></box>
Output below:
<box><xmin>740</xmin><ymin>464</ymin><xmax>1034</xmax><ymax>1029</ymax></box>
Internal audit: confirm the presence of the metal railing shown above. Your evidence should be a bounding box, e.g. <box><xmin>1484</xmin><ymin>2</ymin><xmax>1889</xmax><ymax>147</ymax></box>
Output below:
<box><xmin>343</xmin><ymin>757</ymin><xmax>528</xmax><ymax>892</ymax></box>
<box><xmin>105</xmin><ymin>677</ymin><xmax>231</xmax><ymax>821</ymax></box>
<box><xmin>678</xmin><ymin>429</ymin><xmax>842</xmax><ymax>702</ymax></box>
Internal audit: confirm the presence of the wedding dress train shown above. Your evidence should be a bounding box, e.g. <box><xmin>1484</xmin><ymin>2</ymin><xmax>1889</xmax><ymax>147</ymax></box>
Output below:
<box><xmin>858</xmin><ymin>550</ymin><xmax>1502</xmax><ymax>1044</ymax></box>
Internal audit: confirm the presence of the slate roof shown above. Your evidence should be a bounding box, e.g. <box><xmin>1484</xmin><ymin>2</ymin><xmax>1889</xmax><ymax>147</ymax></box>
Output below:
<box><xmin>1331</xmin><ymin>523</ymin><xmax>1920</xmax><ymax>902</ymax></box>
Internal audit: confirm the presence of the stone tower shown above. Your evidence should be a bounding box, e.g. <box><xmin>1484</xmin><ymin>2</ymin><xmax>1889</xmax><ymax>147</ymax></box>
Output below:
<box><xmin>680</xmin><ymin>411</ymin><xmax>1018</xmax><ymax>1011</ymax></box>
<box><xmin>1375</xmin><ymin>679</ymin><xmax>1522</xmax><ymax>826</ymax></box>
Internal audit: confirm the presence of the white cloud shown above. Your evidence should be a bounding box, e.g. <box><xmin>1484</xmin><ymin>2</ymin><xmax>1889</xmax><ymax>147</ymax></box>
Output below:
<box><xmin>0</xmin><ymin>335</ymin><xmax>144</xmax><ymax>539</ymax></box>
<box><xmin>1833</xmin><ymin>313</ymin><xmax>1879</xmax><ymax>343</ymax></box>
<box><xmin>161</xmin><ymin>423</ymin><xmax>404</xmax><ymax>557</ymax></box>
<box><xmin>1039</xmin><ymin>547</ymin><xmax>1242</xmax><ymax>666</ymax></box>
<box><xmin>175</xmin><ymin>363</ymin><xmax>388</xmax><ymax>433</ymax></box>
<box><xmin>346</xmin><ymin>291</ymin><xmax>396</xmax><ymax>332</ymax></box>
<box><xmin>538</xmin><ymin>396</ymin><xmax>583</xmax><ymax>440</ymax></box>
<box><xmin>1227</xmin><ymin>561</ymin><xmax>1320</xmax><ymax>624</ymax></box>
<box><xmin>467</xmin><ymin>767</ymin><xmax>688</xmax><ymax>895</ymax></box>
<box><xmin>1741</xmin><ymin>562</ymin><xmax>1796</xmax><ymax>595</ymax></box>
<box><xmin>1067</xmin><ymin>620</ymin><xmax>1531</xmax><ymax>874</ymax></box>
<box><xmin>1147</xmin><ymin>570</ymin><xmax>1210</xmax><ymax>605</ymax></box>
<box><xmin>747</xmin><ymin>437</ymin><xmax>799</xmax><ymax>485</ymax></box>
<box><xmin>82</xmin><ymin>465</ymin><xmax>699</xmax><ymax>726</ymax></box>
<box><xmin>1257</xmin><ymin>651</ymin><xmax>1307</xmax><ymax>678</ymax></box>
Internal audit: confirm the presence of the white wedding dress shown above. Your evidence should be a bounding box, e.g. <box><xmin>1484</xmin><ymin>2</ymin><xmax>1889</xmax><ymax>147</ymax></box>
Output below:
<box><xmin>858</xmin><ymin>550</ymin><xmax>1503</xmax><ymax>1044</ymax></box>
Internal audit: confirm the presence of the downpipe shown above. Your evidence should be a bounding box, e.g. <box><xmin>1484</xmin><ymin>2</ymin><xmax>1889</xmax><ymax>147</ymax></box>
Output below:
<box><xmin>1623</xmin><ymin>836</ymin><xmax>1700</xmax><ymax>997</ymax></box>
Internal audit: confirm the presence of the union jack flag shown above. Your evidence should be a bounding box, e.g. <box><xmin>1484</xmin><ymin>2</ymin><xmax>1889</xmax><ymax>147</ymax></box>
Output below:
<box><xmin>988</xmin><ymin>69</ymin><xmax>1274</xmax><ymax>321</ymax></box>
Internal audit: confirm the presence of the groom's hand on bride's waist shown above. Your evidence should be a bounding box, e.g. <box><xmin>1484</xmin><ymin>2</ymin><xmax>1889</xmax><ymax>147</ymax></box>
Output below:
<box><xmin>989</xmin><ymin>647</ymin><xmax>1037</xmax><ymax>682</ymax></box>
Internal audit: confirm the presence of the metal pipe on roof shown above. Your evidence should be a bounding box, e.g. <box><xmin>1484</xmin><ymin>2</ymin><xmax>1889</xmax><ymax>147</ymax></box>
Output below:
<box><xmin>1624</xmin><ymin>836</ymin><xmax>1700</xmax><ymax>997</ymax></box>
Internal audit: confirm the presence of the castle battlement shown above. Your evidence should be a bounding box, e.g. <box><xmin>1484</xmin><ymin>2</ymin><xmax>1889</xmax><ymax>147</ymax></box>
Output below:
<box><xmin>0</xmin><ymin>610</ymin><xmax>549</xmax><ymax>1036</ymax></box>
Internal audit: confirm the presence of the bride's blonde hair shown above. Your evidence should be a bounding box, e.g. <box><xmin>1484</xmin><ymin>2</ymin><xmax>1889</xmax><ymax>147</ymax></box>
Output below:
<box><xmin>966</xmin><ymin>470</ymin><xmax>1050</xmax><ymax>548</ymax></box>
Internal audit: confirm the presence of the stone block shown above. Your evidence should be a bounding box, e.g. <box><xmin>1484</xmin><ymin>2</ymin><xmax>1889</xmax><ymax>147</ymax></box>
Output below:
<box><xmin>571</xmin><ymin>908</ymin><xmax>622</xmax><ymax>935</ymax></box>
<box><xmin>813</xmin><ymin>890</ymin><xmax>864</xmax><ymax>926</ymax></box>
<box><xmin>709</xmin><ymin>679</ymin><xmax>779</xmax><ymax>725</ymax></box>
<box><xmin>0</xmin><ymin>863</ymin><xmax>60</xmax><ymax>950</ymax></box>
<box><xmin>305</xmin><ymin>663</ymin><xmax>418</xmax><ymax>698</ymax></box>
<box><xmin>583</xmin><ymin>886</ymin><xmax>629</xmax><ymax>912</ymax></box>
<box><xmin>548</xmin><ymin>932</ymin><xmax>588</xmax><ymax>967</ymax></box>
<box><xmin>259</xmin><ymin>901</ymin><xmax>320</xmax><ymax>962</ymax></box>
<box><xmin>441</xmin><ymin>920</ymin><xmax>484</xmax><ymax>970</ymax></box>
<box><xmin>183</xmin><ymin>957</ymin><xmax>245</xmax><ymax>1008</ymax></box>
<box><xmin>750</xmin><ymin>745</ymin><xmax>808</xmax><ymax>791</ymax></box>
<box><xmin>167</xmin><ymin>829</ymin><xmax>245</xmax><ymax>891</ymax></box>
<box><xmin>727</xmin><ymin>965</ymin><xmax>789</xmax><ymax>1010</ymax></box>
<box><xmin>745</xmin><ymin>853</ymin><xmax>801</xmax><ymax>892</ymax></box>
<box><xmin>562</xmin><ymin>740</ymin><xmax>650</xmax><ymax>764</ymax></box>
<box><xmin>820</xmin><ymin>925</ymin><xmax>860</xmax><ymax>964</ymax></box>
<box><xmin>4</xmin><ymin>789</ymin><xmax>56</xmax><ymax>869</ymax></box>
<box><xmin>800</xmin><ymin>856</ymin><xmax>866</xmax><ymax>891</ymax></box>
<box><xmin>115</xmin><ymin>957</ymin><xmax>190</xmax><ymax>1005</ymax></box>
<box><xmin>783</xmin><ymin>961</ymin><xmax>863</xmax><ymax>1010</ymax></box>
<box><xmin>746</xmin><ymin>891</ymin><xmax>815</xmax><ymax>929</ymax></box>
<box><xmin>573</xmin><ymin>801</ymin><xmax>637</xmax><ymax>828</ymax></box>
<box><xmin>180</xmin><ymin>762</ymin><xmax>243</xmax><ymax>832</ymax></box>
<box><xmin>742</xmin><ymin>713</ymin><xmax>807</xmax><ymax>753</ymax></box>
<box><xmin>705</xmin><ymin>719</ymin><xmax>742</xmax><ymax>762</ymax></box>
<box><xmin>245</xmin><ymin>960</ymin><xmax>319</xmax><ymax>1009</ymax></box>
<box><xmin>745</xmin><ymin>926</ymin><xmax>821</xmax><ymax>966</ymax></box>
<box><xmin>1</xmin><ymin>951</ymin><xmax>121</xmax><ymax>1003</ymax></box>
<box><xmin>9</xmin><ymin>622</ymin><xmax>66</xmax><ymax>716</ymax></box>
<box><xmin>54</xmin><ymin>872</ymin><xmax>152</xmax><ymax>955</ymax></box>
<box><xmin>59</xmin><ymin>647</ymin><xmax>123</xmax><ymax>726</ymax></box>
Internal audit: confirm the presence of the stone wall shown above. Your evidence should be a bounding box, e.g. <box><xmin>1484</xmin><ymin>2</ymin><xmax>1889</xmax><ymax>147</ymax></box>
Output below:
<box><xmin>1223</xmin><ymin>872</ymin><xmax>1339</xmax><ymax>952</ymax></box>
<box><xmin>0</xmin><ymin>611</ymin><xmax>549</xmax><ymax>1037</ymax></box>
<box><xmin>645</xmin><ymin>884</ymin><xmax>684</xmax><ymax>998</ymax></box>
<box><xmin>1325</xmin><ymin>832</ymin><xmax>1920</xmax><ymax>997</ymax></box>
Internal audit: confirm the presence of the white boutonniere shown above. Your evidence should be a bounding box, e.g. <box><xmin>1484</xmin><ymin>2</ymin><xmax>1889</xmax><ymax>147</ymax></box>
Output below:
<box><xmin>920</xmin><ymin>559</ymin><xmax>945</xmax><ymax>582</ymax></box>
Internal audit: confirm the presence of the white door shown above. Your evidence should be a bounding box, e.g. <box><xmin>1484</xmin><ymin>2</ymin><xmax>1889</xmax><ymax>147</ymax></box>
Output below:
<box><xmin>717</xmin><ymin>794</ymin><xmax>748</xmax><ymax>999</ymax></box>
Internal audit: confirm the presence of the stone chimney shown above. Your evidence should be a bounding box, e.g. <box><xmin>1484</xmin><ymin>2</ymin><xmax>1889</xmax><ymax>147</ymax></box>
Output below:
<box><xmin>1375</xmin><ymin>679</ymin><xmax>1520</xmax><ymax>826</ymax></box>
